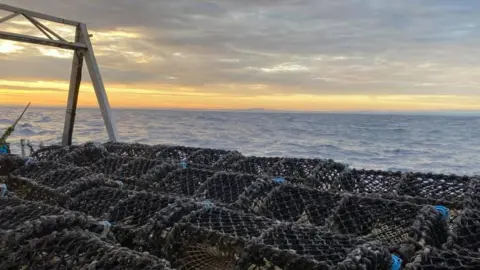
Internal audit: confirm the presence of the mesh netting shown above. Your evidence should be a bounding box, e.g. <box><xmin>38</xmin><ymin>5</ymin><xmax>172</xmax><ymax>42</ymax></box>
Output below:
<box><xmin>447</xmin><ymin>209</ymin><xmax>480</xmax><ymax>253</ymax></box>
<box><xmin>194</xmin><ymin>172</ymin><xmax>259</xmax><ymax>204</ymax></box>
<box><xmin>398</xmin><ymin>172</ymin><xmax>470</xmax><ymax>206</ymax></box>
<box><xmin>328</xmin><ymin>195</ymin><xmax>423</xmax><ymax>246</ymax></box>
<box><xmin>163</xmin><ymin>224</ymin><xmax>245</xmax><ymax>270</ymax></box>
<box><xmin>252</xmin><ymin>183</ymin><xmax>342</xmax><ymax>226</ymax></box>
<box><xmin>10</xmin><ymin>160</ymin><xmax>68</xmax><ymax>179</ymax></box>
<box><xmin>0</xmin><ymin>141</ymin><xmax>477</xmax><ymax>270</ymax></box>
<box><xmin>67</xmin><ymin>187</ymin><xmax>133</xmax><ymax>219</ymax></box>
<box><xmin>156</xmin><ymin>168</ymin><xmax>216</xmax><ymax>196</ymax></box>
<box><xmin>406</xmin><ymin>248</ymin><xmax>480</xmax><ymax>269</ymax></box>
<box><xmin>336</xmin><ymin>169</ymin><xmax>403</xmax><ymax>195</ymax></box>
<box><xmin>0</xmin><ymin>228</ymin><xmax>173</xmax><ymax>269</ymax></box>
<box><xmin>259</xmin><ymin>224</ymin><xmax>367</xmax><ymax>265</ymax></box>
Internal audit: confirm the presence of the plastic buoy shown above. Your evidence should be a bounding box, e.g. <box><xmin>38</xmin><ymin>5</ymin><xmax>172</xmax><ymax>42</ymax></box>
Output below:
<box><xmin>391</xmin><ymin>254</ymin><xmax>402</xmax><ymax>270</ymax></box>
<box><xmin>272</xmin><ymin>177</ymin><xmax>286</xmax><ymax>184</ymax></box>
<box><xmin>434</xmin><ymin>205</ymin><xmax>449</xmax><ymax>220</ymax></box>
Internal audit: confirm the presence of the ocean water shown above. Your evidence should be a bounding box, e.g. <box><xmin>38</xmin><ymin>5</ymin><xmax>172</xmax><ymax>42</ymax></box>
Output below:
<box><xmin>1</xmin><ymin>106</ymin><xmax>479</xmax><ymax>175</ymax></box>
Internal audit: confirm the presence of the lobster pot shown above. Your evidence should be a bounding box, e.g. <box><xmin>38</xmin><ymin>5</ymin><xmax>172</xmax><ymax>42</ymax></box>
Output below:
<box><xmin>107</xmin><ymin>192</ymin><xmax>179</xmax><ymax>248</ymax></box>
<box><xmin>0</xmin><ymin>228</ymin><xmax>173</xmax><ymax>270</ymax></box>
<box><xmin>4</xmin><ymin>176</ymin><xmax>68</xmax><ymax>206</ymax></box>
<box><xmin>336</xmin><ymin>169</ymin><xmax>403</xmax><ymax>195</ymax></box>
<box><xmin>257</xmin><ymin>223</ymin><xmax>367</xmax><ymax>267</ymax></box>
<box><xmin>329</xmin><ymin>195</ymin><xmax>423</xmax><ymax>246</ymax></box>
<box><xmin>398</xmin><ymin>172</ymin><xmax>470</xmax><ymax>206</ymax></box>
<box><xmin>0</xmin><ymin>202</ymin><xmax>68</xmax><ymax>231</ymax></box>
<box><xmin>89</xmin><ymin>156</ymin><xmax>137</xmax><ymax>175</ymax></box>
<box><xmin>156</xmin><ymin>168</ymin><xmax>216</xmax><ymax>196</ymax></box>
<box><xmin>58</xmin><ymin>143</ymin><xmax>110</xmax><ymax>167</ymax></box>
<box><xmin>66</xmin><ymin>187</ymin><xmax>132</xmax><ymax>219</ymax></box>
<box><xmin>229</xmin><ymin>156</ymin><xmax>283</xmax><ymax>175</ymax></box>
<box><xmin>406</xmin><ymin>248</ymin><xmax>480</xmax><ymax>270</ymax></box>
<box><xmin>254</xmin><ymin>184</ymin><xmax>342</xmax><ymax>226</ymax></box>
<box><xmin>448</xmin><ymin>209</ymin><xmax>480</xmax><ymax>253</ymax></box>
<box><xmin>163</xmin><ymin>224</ymin><xmax>245</xmax><ymax>270</ymax></box>
<box><xmin>194</xmin><ymin>172</ymin><xmax>258</xmax><ymax>204</ymax></box>
<box><xmin>135</xmin><ymin>201</ymin><xmax>204</xmax><ymax>256</ymax></box>
<box><xmin>102</xmin><ymin>142</ymin><xmax>166</xmax><ymax>159</ymax></box>
<box><xmin>238</xmin><ymin>242</ymin><xmax>333</xmax><ymax>270</ymax></box>
<box><xmin>10</xmin><ymin>161</ymin><xmax>68</xmax><ymax>179</ymax></box>
<box><xmin>188</xmin><ymin>148</ymin><xmax>240</xmax><ymax>167</ymax></box>
<box><xmin>178</xmin><ymin>205</ymin><xmax>274</xmax><ymax>240</ymax></box>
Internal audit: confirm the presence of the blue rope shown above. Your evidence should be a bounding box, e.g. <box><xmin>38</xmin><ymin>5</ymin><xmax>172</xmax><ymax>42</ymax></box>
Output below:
<box><xmin>0</xmin><ymin>184</ymin><xmax>6</xmax><ymax>197</ymax></box>
<box><xmin>434</xmin><ymin>205</ymin><xmax>449</xmax><ymax>220</ymax></box>
<box><xmin>0</xmin><ymin>144</ymin><xmax>9</xmax><ymax>154</ymax></box>
<box><xmin>202</xmin><ymin>200</ymin><xmax>213</xmax><ymax>210</ymax></box>
<box><xmin>272</xmin><ymin>177</ymin><xmax>286</xmax><ymax>184</ymax></box>
<box><xmin>179</xmin><ymin>158</ymin><xmax>188</xmax><ymax>169</ymax></box>
<box><xmin>100</xmin><ymin>221</ymin><xmax>111</xmax><ymax>238</ymax></box>
<box><xmin>391</xmin><ymin>254</ymin><xmax>402</xmax><ymax>270</ymax></box>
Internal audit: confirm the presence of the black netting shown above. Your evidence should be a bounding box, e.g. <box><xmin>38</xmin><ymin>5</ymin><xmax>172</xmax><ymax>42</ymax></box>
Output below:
<box><xmin>465</xmin><ymin>177</ymin><xmax>480</xmax><ymax>210</ymax></box>
<box><xmin>270</xmin><ymin>157</ymin><xmax>328</xmax><ymax>179</ymax></box>
<box><xmin>109</xmin><ymin>192</ymin><xmax>178</xmax><ymax>227</ymax></box>
<box><xmin>406</xmin><ymin>248</ymin><xmax>480</xmax><ymax>269</ymax></box>
<box><xmin>238</xmin><ymin>242</ymin><xmax>331</xmax><ymax>270</ymax></box>
<box><xmin>0</xmin><ymin>203</ymin><xmax>68</xmax><ymax>230</ymax></box>
<box><xmin>259</xmin><ymin>224</ymin><xmax>367</xmax><ymax>266</ymax></box>
<box><xmin>398</xmin><ymin>172</ymin><xmax>470</xmax><ymax>205</ymax></box>
<box><xmin>90</xmin><ymin>156</ymin><xmax>137</xmax><ymax>175</ymax></box>
<box><xmin>328</xmin><ymin>195</ymin><xmax>423</xmax><ymax>246</ymax></box>
<box><xmin>30</xmin><ymin>145</ymin><xmax>79</xmax><ymax>161</ymax></box>
<box><xmin>255</xmin><ymin>184</ymin><xmax>342</xmax><ymax>226</ymax></box>
<box><xmin>34</xmin><ymin>166</ymin><xmax>92</xmax><ymax>188</ymax></box>
<box><xmin>230</xmin><ymin>156</ymin><xmax>283</xmax><ymax>175</ymax></box>
<box><xmin>188</xmin><ymin>148</ymin><xmax>239</xmax><ymax>167</ymax></box>
<box><xmin>447</xmin><ymin>209</ymin><xmax>480</xmax><ymax>252</ymax></box>
<box><xmin>179</xmin><ymin>205</ymin><xmax>274</xmax><ymax>239</ymax></box>
<box><xmin>2</xmin><ymin>142</ymin><xmax>478</xmax><ymax>269</ymax></box>
<box><xmin>0</xmin><ymin>154</ymin><xmax>25</xmax><ymax>176</ymax></box>
<box><xmin>157</xmin><ymin>168</ymin><xmax>216</xmax><ymax>196</ymax></box>
<box><xmin>336</xmin><ymin>169</ymin><xmax>403</xmax><ymax>195</ymax></box>
<box><xmin>67</xmin><ymin>187</ymin><xmax>132</xmax><ymax>219</ymax></box>
<box><xmin>5</xmin><ymin>176</ymin><xmax>69</xmax><ymax>205</ymax></box>
<box><xmin>112</xmin><ymin>158</ymin><xmax>165</xmax><ymax>179</ymax></box>
<box><xmin>163</xmin><ymin>224</ymin><xmax>245</xmax><ymax>270</ymax></box>
<box><xmin>58</xmin><ymin>143</ymin><xmax>110</xmax><ymax>167</ymax></box>
<box><xmin>103</xmin><ymin>141</ymin><xmax>166</xmax><ymax>158</ymax></box>
<box><xmin>0</xmin><ymin>228</ymin><xmax>173</xmax><ymax>270</ymax></box>
<box><xmin>156</xmin><ymin>146</ymin><xmax>203</xmax><ymax>161</ymax></box>
<box><xmin>10</xmin><ymin>161</ymin><xmax>68</xmax><ymax>179</ymax></box>
<box><xmin>194</xmin><ymin>172</ymin><xmax>258</xmax><ymax>204</ymax></box>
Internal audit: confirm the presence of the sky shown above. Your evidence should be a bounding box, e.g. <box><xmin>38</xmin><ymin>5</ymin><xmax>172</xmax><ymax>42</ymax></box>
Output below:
<box><xmin>1</xmin><ymin>0</ymin><xmax>480</xmax><ymax>111</ymax></box>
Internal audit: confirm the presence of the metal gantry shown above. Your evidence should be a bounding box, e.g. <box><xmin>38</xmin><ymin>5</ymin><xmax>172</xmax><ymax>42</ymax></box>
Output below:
<box><xmin>0</xmin><ymin>3</ymin><xmax>119</xmax><ymax>145</ymax></box>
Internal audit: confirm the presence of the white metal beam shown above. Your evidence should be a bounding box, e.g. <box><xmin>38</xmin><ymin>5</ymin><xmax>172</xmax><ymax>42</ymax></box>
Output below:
<box><xmin>23</xmin><ymin>14</ymin><xmax>54</xmax><ymax>40</ymax></box>
<box><xmin>80</xmin><ymin>23</ymin><xmax>119</xmax><ymax>142</ymax></box>
<box><xmin>24</xmin><ymin>14</ymin><xmax>68</xmax><ymax>42</ymax></box>
<box><xmin>0</xmin><ymin>4</ymin><xmax>80</xmax><ymax>26</ymax></box>
<box><xmin>62</xmin><ymin>27</ymin><xmax>84</xmax><ymax>146</ymax></box>
<box><xmin>0</xmin><ymin>12</ymin><xmax>19</xmax><ymax>24</ymax></box>
<box><xmin>0</xmin><ymin>31</ymin><xmax>86</xmax><ymax>50</ymax></box>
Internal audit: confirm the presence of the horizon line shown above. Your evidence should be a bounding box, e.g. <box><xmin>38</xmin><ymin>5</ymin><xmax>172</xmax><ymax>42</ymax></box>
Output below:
<box><xmin>2</xmin><ymin>104</ymin><xmax>480</xmax><ymax>116</ymax></box>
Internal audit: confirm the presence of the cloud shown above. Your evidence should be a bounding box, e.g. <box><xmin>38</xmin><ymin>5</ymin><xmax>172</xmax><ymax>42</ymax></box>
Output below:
<box><xmin>0</xmin><ymin>0</ymin><xmax>480</xmax><ymax>100</ymax></box>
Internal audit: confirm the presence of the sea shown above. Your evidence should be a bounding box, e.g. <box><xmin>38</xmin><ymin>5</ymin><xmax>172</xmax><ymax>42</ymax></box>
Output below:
<box><xmin>1</xmin><ymin>106</ymin><xmax>479</xmax><ymax>176</ymax></box>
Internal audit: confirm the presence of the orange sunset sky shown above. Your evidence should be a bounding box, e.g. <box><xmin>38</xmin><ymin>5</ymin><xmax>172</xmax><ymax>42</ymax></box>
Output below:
<box><xmin>1</xmin><ymin>0</ymin><xmax>480</xmax><ymax>111</ymax></box>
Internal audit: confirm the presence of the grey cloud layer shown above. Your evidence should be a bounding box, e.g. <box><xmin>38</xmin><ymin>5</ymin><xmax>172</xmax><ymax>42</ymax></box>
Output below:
<box><xmin>2</xmin><ymin>0</ymin><xmax>480</xmax><ymax>96</ymax></box>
